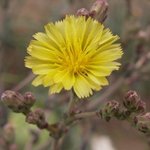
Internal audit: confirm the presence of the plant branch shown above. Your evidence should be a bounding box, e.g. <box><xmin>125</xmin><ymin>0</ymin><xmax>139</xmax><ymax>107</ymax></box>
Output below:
<box><xmin>74</xmin><ymin>111</ymin><xmax>98</xmax><ymax>119</ymax></box>
<box><xmin>67</xmin><ymin>90</ymin><xmax>75</xmax><ymax>114</ymax></box>
<box><xmin>12</xmin><ymin>72</ymin><xmax>35</xmax><ymax>91</ymax></box>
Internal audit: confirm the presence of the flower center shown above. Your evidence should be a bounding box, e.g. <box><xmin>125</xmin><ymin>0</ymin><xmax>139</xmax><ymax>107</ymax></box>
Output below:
<box><xmin>62</xmin><ymin>53</ymin><xmax>88</xmax><ymax>75</ymax></box>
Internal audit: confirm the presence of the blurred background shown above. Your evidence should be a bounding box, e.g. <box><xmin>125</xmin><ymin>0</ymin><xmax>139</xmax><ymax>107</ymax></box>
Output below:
<box><xmin>0</xmin><ymin>0</ymin><xmax>150</xmax><ymax>150</ymax></box>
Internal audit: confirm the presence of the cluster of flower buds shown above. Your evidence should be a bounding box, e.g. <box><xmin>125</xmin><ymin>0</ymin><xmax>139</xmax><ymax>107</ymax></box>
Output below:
<box><xmin>77</xmin><ymin>0</ymin><xmax>108</xmax><ymax>23</ymax></box>
<box><xmin>26</xmin><ymin>109</ymin><xmax>48</xmax><ymax>129</ymax></box>
<box><xmin>1</xmin><ymin>90</ymin><xmax>35</xmax><ymax>114</ymax></box>
<box><xmin>99</xmin><ymin>100</ymin><xmax>120</xmax><ymax>121</ymax></box>
<box><xmin>123</xmin><ymin>90</ymin><xmax>146</xmax><ymax>113</ymax></box>
<box><xmin>26</xmin><ymin>109</ymin><xmax>67</xmax><ymax>138</ymax></box>
<box><xmin>98</xmin><ymin>90</ymin><xmax>147</xmax><ymax>126</ymax></box>
<box><xmin>134</xmin><ymin>113</ymin><xmax>150</xmax><ymax>133</ymax></box>
<box><xmin>0</xmin><ymin>90</ymin><xmax>61</xmax><ymax>138</ymax></box>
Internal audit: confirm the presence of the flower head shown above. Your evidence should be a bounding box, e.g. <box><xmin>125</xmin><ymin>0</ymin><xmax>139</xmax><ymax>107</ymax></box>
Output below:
<box><xmin>25</xmin><ymin>15</ymin><xmax>123</xmax><ymax>98</ymax></box>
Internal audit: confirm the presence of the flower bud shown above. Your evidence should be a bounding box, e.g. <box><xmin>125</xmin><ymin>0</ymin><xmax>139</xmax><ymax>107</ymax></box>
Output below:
<box><xmin>106</xmin><ymin>100</ymin><xmax>120</xmax><ymax>114</ymax></box>
<box><xmin>137</xmin><ymin>113</ymin><xmax>150</xmax><ymax>122</ymax></box>
<box><xmin>137</xmin><ymin>122</ymin><xmax>149</xmax><ymax>133</ymax></box>
<box><xmin>124</xmin><ymin>91</ymin><xmax>139</xmax><ymax>107</ymax></box>
<box><xmin>90</xmin><ymin>0</ymin><xmax>108</xmax><ymax>22</ymax></box>
<box><xmin>1</xmin><ymin>90</ymin><xmax>25</xmax><ymax>113</ymax></box>
<box><xmin>26</xmin><ymin>109</ymin><xmax>47</xmax><ymax>129</ymax></box>
<box><xmin>1</xmin><ymin>90</ymin><xmax>34</xmax><ymax>114</ymax></box>
<box><xmin>77</xmin><ymin>8</ymin><xmax>90</xmax><ymax>18</ymax></box>
<box><xmin>23</xmin><ymin>92</ymin><xmax>35</xmax><ymax>108</ymax></box>
<box><xmin>135</xmin><ymin>113</ymin><xmax>150</xmax><ymax>133</ymax></box>
<box><xmin>123</xmin><ymin>91</ymin><xmax>146</xmax><ymax>113</ymax></box>
<box><xmin>136</xmin><ymin>100</ymin><xmax>146</xmax><ymax>113</ymax></box>
<box><xmin>99</xmin><ymin>100</ymin><xmax>120</xmax><ymax>121</ymax></box>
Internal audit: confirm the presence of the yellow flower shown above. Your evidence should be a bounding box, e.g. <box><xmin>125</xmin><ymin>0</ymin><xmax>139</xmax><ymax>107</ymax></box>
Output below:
<box><xmin>25</xmin><ymin>15</ymin><xmax>123</xmax><ymax>98</ymax></box>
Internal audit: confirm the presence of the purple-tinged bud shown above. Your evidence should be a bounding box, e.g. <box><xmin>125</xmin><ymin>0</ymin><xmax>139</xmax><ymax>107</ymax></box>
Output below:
<box><xmin>124</xmin><ymin>90</ymin><xmax>139</xmax><ymax>106</ymax></box>
<box><xmin>135</xmin><ymin>113</ymin><xmax>150</xmax><ymax>134</ymax></box>
<box><xmin>137</xmin><ymin>113</ymin><xmax>150</xmax><ymax>122</ymax></box>
<box><xmin>1</xmin><ymin>90</ymin><xmax>25</xmax><ymax>113</ymax></box>
<box><xmin>144</xmin><ymin>113</ymin><xmax>150</xmax><ymax>120</ymax></box>
<box><xmin>90</xmin><ymin>0</ymin><xmax>108</xmax><ymax>22</ymax></box>
<box><xmin>136</xmin><ymin>100</ymin><xmax>146</xmax><ymax>113</ymax></box>
<box><xmin>99</xmin><ymin>100</ymin><xmax>120</xmax><ymax>121</ymax></box>
<box><xmin>23</xmin><ymin>92</ymin><xmax>35</xmax><ymax>108</ymax></box>
<box><xmin>1</xmin><ymin>90</ymin><xmax>33</xmax><ymax>114</ymax></box>
<box><xmin>106</xmin><ymin>100</ymin><xmax>120</xmax><ymax>115</ymax></box>
<box><xmin>137</xmin><ymin>122</ymin><xmax>149</xmax><ymax>133</ymax></box>
<box><xmin>77</xmin><ymin>8</ymin><xmax>90</xmax><ymax>18</ymax></box>
<box><xmin>123</xmin><ymin>91</ymin><xmax>146</xmax><ymax>113</ymax></box>
<box><xmin>26</xmin><ymin>109</ymin><xmax>47</xmax><ymax>129</ymax></box>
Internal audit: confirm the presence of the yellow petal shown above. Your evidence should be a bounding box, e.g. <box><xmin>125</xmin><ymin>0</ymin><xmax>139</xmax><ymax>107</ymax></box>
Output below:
<box><xmin>32</xmin><ymin>75</ymin><xmax>44</xmax><ymax>86</ymax></box>
<box><xmin>32</xmin><ymin>64</ymin><xmax>53</xmax><ymax>74</ymax></box>
<box><xmin>49</xmin><ymin>83</ymin><xmax>63</xmax><ymax>94</ymax></box>
<box><xmin>43</xmin><ymin>71</ymin><xmax>56</xmax><ymax>87</ymax></box>
<box><xmin>25</xmin><ymin>56</ymin><xmax>51</xmax><ymax>68</ymax></box>
<box><xmin>73</xmin><ymin>75</ymin><xmax>93</xmax><ymax>98</ymax></box>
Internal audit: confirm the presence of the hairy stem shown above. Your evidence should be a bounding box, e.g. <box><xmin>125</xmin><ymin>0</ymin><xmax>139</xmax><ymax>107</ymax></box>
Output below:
<box><xmin>67</xmin><ymin>90</ymin><xmax>75</xmax><ymax>114</ymax></box>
